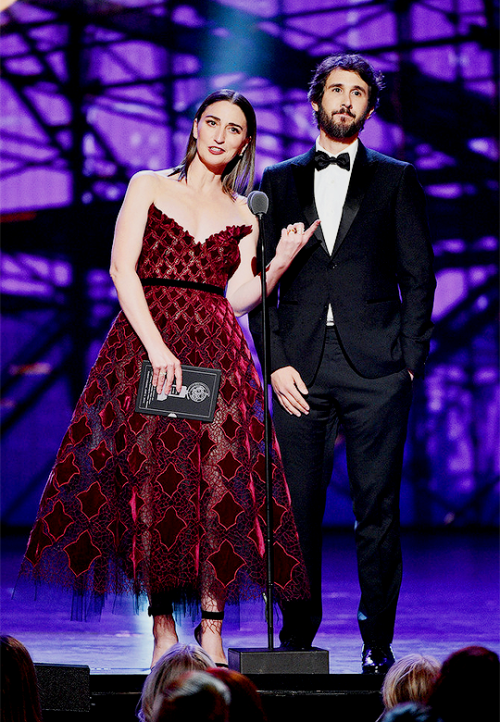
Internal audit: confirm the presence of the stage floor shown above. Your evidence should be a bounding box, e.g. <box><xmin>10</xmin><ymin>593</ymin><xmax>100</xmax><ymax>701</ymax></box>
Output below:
<box><xmin>1</xmin><ymin>529</ymin><xmax>498</xmax><ymax>675</ymax></box>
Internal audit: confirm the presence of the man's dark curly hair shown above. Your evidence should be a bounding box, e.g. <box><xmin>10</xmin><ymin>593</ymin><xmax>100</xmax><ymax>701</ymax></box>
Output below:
<box><xmin>308</xmin><ymin>53</ymin><xmax>385</xmax><ymax>114</ymax></box>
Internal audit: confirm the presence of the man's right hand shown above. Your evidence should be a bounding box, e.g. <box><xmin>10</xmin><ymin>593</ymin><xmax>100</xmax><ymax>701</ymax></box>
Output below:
<box><xmin>271</xmin><ymin>366</ymin><xmax>310</xmax><ymax>416</ymax></box>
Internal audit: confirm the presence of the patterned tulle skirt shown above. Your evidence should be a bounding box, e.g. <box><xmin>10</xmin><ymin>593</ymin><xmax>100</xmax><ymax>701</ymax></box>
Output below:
<box><xmin>19</xmin><ymin>287</ymin><xmax>309</xmax><ymax>616</ymax></box>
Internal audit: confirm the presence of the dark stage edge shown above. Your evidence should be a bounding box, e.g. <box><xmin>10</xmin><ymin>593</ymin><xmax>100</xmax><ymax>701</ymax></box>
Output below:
<box><xmin>35</xmin><ymin>666</ymin><xmax>385</xmax><ymax>721</ymax></box>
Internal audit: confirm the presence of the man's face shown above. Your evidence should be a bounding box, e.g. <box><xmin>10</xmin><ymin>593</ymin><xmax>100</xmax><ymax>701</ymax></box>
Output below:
<box><xmin>312</xmin><ymin>68</ymin><xmax>373</xmax><ymax>139</ymax></box>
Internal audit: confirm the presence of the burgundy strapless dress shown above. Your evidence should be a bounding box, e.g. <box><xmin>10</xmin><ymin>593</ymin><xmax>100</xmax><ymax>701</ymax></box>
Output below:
<box><xmin>20</xmin><ymin>204</ymin><xmax>308</xmax><ymax>613</ymax></box>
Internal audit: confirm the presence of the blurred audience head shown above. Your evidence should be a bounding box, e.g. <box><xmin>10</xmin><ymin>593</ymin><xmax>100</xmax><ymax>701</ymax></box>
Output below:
<box><xmin>427</xmin><ymin>645</ymin><xmax>500</xmax><ymax>722</ymax></box>
<box><xmin>382</xmin><ymin>653</ymin><xmax>441</xmax><ymax>710</ymax></box>
<box><xmin>138</xmin><ymin>643</ymin><xmax>214</xmax><ymax>722</ymax></box>
<box><xmin>208</xmin><ymin>667</ymin><xmax>267</xmax><ymax>721</ymax></box>
<box><xmin>1</xmin><ymin>635</ymin><xmax>43</xmax><ymax>722</ymax></box>
<box><xmin>151</xmin><ymin>670</ymin><xmax>230</xmax><ymax>722</ymax></box>
<box><xmin>381</xmin><ymin>702</ymin><xmax>440</xmax><ymax>722</ymax></box>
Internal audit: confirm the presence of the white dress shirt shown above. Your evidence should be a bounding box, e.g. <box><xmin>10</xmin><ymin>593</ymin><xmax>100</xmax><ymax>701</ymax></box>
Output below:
<box><xmin>314</xmin><ymin>138</ymin><xmax>359</xmax><ymax>324</ymax></box>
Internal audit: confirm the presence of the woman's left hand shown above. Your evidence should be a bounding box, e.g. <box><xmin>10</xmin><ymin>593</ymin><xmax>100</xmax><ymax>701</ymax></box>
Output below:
<box><xmin>275</xmin><ymin>220</ymin><xmax>321</xmax><ymax>267</ymax></box>
<box><xmin>226</xmin><ymin>218</ymin><xmax>320</xmax><ymax>317</ymax></box>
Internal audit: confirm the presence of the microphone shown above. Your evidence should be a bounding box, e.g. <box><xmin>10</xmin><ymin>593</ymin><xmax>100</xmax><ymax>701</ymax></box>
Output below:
<box><xmin>247</xmin><ymin>190</ymin><xmax>269</xmax><ymax>216</ymax></box>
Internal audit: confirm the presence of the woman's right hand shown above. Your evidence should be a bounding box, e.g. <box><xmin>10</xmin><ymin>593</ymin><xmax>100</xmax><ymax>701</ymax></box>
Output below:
<box><xmin>148</xmin><ymin>344</ymin><xmax>183</xmax><ymax>396</ymax></box>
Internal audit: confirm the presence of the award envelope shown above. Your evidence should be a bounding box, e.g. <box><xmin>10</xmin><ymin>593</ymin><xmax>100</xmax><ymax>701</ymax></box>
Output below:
<box><xmin>135</xmin><ymin>360</ymin><xmax>221</xmax><ymax>422</ymax></box>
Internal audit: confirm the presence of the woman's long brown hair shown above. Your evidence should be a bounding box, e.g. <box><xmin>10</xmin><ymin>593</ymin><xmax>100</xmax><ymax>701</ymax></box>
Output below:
<box><xmin>172</xmin><ymin>88</ymin><xmax>257</xmax><ymax>197</ymax></box>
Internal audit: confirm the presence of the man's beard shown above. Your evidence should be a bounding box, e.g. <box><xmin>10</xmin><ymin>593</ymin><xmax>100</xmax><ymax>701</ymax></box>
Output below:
<box><xmin>317</xmin><ymin>102</ymin><xmax>369</xmax><ymax>139</ymax></box>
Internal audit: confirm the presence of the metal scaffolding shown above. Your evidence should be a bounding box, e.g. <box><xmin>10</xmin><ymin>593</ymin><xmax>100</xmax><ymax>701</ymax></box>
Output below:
<box><xmin>1</xmin><ymin>0</ymin><xmax>498</xmax><ymax>527</ymax></box>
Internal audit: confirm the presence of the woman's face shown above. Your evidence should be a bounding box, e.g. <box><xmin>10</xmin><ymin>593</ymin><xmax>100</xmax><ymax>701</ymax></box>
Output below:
<box><xmin>193</xmin><ymin>100</ymin><xmax>249</xmax><ymax>169</ymax></box>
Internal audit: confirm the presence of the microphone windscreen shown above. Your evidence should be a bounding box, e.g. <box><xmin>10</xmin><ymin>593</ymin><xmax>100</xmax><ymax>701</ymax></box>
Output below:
<box><xmin>247</xmin><ymin>191</ymin><xmax>269</xmax><ymax>216</ymax></box>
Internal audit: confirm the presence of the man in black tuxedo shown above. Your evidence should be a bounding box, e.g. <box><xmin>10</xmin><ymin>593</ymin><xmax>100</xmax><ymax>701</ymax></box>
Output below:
<box><xmin>249</xmin><ymin>54</ymin><xmax>436</xmax><ymax>673</ymax></box>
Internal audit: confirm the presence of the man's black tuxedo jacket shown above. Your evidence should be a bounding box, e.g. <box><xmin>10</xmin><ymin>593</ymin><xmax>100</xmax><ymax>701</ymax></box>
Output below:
<box><xmin>249</xmin><ymin>143</ymin><xmax>436</xmax><ymax>384</ymax></box>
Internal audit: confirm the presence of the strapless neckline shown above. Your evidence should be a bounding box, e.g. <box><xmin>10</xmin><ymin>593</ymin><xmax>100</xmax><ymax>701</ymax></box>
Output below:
<box><xmin>149</xmin><ymin>203</ymin><xmax>249</xmax><ymax>246</ymax></box>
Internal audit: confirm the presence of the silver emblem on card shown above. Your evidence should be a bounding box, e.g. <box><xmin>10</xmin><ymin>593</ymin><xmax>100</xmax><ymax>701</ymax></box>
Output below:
<box><xmin>187</xmin><ymin>382</ymin><xmax>210</xmax><ymax>403</ymax></box>
<box><xmin>158</xmin><ymin>382</ymin><xmax>210</xmax><ymax>403</ymax></box>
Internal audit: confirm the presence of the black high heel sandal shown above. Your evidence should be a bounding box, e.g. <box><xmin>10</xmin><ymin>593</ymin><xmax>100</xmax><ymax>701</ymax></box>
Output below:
<box><xmin>194</xmin><ymin>610</ymin><xmax>228</xmax><ymax>668</ymax></box>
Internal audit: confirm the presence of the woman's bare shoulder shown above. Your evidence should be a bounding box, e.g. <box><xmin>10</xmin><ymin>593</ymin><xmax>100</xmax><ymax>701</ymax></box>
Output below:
<box><xmin>125</xmin><ymin>169</ymin><xmax>183</xmax><ymax>203</ymax></box>
<box><xmin>234</xmin><ymin>193</ymin><xmax>255</xmax><ymax>222</ymax></box>
<box><xmin>156</xmin><ymin>168</ymin><xmax>181</xmax><ymax>181</ymax></box>
<box><xmin>125</xmin><ymin>170</ymin><xmax>158</xmax><ymax>196</ymax></box>
<box><xmin>129</xmin><ymin>169</ymin><xmax>180</xmax><ymax>186</ymax></box>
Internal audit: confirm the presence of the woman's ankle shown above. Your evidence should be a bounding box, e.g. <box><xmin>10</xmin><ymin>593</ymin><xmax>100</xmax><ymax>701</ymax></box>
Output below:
<box><xmin>151</xmin><ymin>615</ymin><xmax>178</xmax><ymax>667</ymax></box>
<box><xmin>198</xmin><ymin>620</ymin><xmax>226</xmax><ymax>665</ymax></box>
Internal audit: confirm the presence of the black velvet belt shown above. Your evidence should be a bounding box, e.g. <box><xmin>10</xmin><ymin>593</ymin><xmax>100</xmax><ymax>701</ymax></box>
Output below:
<box><xmin>141</xmin><ymin>278</ymin><xmax>224</xmax><ymax>297</ymax></box>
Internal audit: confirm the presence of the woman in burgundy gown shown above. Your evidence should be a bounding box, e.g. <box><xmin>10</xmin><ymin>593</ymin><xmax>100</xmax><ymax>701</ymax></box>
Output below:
<box><xmin>20</xmin><ymin>89</ymin><xmax>319</xmax><ymax>666</ymax></box>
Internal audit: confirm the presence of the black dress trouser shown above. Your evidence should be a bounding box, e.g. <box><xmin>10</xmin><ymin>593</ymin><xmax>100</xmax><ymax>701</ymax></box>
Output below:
<box><xmin>273</xmin><ymin>327</ymin><xmax>413</xmax><ymax>648</ymax></box>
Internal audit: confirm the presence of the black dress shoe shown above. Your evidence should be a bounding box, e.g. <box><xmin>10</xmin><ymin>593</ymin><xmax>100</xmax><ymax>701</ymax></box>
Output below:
<box><xmin>361</xmin><ymin>644</ymin><xmax>395</xmax><ymax>674</ymax></box>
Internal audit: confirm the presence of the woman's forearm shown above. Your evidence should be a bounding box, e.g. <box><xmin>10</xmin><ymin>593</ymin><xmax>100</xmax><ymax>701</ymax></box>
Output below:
<box><xmin>228</xmin><ymin>219</ymin><xmax>321</xmax><ymax>316</ymax></box>
<box><xmin>227</xmin><ymin>253</ymin><xmax>288</xmax><ymax>317</ymax></box>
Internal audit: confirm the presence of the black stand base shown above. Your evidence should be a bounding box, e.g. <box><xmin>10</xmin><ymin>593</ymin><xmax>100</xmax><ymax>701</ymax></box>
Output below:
<box><xmin>228</xmin><ymin>647</ymin><xmax>329</xmax><ymax>674</ymax></box>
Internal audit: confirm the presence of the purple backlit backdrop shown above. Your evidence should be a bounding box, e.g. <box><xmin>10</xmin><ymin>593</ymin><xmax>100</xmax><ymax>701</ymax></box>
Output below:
<box><xmin>1</xmin><ymin>0</ymin><xmax>498</xmax><ymax>529</ymax></box>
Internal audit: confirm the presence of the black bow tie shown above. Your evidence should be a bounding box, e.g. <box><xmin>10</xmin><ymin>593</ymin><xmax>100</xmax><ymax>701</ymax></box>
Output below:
<box><xmin>314</xmin><ymin>150</ymin><xmax>350</xmax><ymax>171</ymax></box>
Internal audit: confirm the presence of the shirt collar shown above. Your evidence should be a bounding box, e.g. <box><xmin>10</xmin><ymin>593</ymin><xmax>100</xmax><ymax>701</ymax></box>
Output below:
<box><xmin>316</xmin><ymin>137</ymin><xmax>359</xmax><ymax>165</ymax></box>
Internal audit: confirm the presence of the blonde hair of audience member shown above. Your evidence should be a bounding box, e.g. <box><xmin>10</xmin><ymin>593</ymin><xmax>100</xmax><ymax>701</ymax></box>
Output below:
<box><xmin>382</xmin><ymin>654</ymin><xmax>441</xmax><ymax>711</ymax></box>
<box><xmin>1</xmin><ymin>635</ymin><xmax>43</xmax><ymax>722</ymax></box>
<box><xmin>152</xmin><ymin>671</ymin><xmax>230</xmax><ymax>722</ymax></box>
<box><xmin>138</xmin><ymin>643</ymin><xmax>214</xmax><ymax>722</ymax></box>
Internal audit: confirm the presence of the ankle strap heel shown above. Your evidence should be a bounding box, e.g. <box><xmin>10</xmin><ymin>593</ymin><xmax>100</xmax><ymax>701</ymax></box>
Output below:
<box><xmin>194</xmin><ymin>609</ymin><xmax>224</xmax><ymax>647</ymax></box>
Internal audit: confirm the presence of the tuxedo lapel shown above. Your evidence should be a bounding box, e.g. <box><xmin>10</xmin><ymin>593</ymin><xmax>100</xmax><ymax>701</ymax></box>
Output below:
<box><xmin>332</xmin><ymin>142</ymin><xmax>377</xmax><ymax>256</ymax></box>
<box><xmin>292</xmin><ymin>148</ymin><xmax>327</xmax><ymax>254</ymax></box>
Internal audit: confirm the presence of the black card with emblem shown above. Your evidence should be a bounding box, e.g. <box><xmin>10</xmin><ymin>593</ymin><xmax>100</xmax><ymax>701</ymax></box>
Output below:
<box><xmin>135</xmin><ymin>360</ymin><xmax>221</xmax><ymax>422</ymax></box>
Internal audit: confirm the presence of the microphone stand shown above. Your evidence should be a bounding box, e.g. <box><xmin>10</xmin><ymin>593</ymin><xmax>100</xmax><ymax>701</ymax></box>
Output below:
<box><xmin>242</xmin><ymin>191</ymin><xmax>274</xmax><ymax>647</ymax></box>
<box><xmin>228</xmin><ymin>192</ymin><xmax>328</xmax><ymax>674</ymax></box>
<box><xmin>257</xmin><ymin>209</ymin><xmax>275</xmax><ymax>650</ymax></box>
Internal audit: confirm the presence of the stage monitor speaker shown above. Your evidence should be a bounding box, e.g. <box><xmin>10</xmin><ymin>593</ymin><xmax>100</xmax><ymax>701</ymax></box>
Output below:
<box><xmin>228</xmin><ymin>647</ymin><xmax>329</xmax><ymax>674</ymax></box>
<box><xmin>35</xmin><ymin>663</ymin><xmax>90</xmax><ymax>712</ymax></box>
